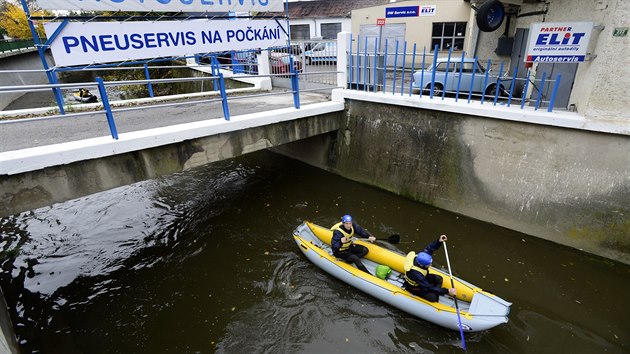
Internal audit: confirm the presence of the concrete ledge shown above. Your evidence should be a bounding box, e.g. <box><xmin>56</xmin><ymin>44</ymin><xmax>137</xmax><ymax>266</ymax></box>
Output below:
<box><xmin>0</xmin><ymin>101</ymin><xmax>344</xmax><ymax>175</ymax></box>
<box><xmin>332</xmin><ymin>89</ymin><xmax>630</xmax><ymax>136</ymax></box>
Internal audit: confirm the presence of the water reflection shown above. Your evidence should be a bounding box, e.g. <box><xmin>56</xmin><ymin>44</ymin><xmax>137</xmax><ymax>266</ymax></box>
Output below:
<box><xmin>1</xmin><ymin>150</ymin><xmax>629</xmax><ymax>353</ymax></box>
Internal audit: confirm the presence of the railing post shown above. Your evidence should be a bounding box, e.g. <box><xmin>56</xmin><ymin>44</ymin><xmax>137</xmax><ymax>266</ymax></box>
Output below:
<box><xmin>96</xmin><ymin>77</ymin><xmax>118</xmax><ymax>140</ymax></box>
<box><xmin>392</xmin><ymin>40</ymin><xmax>399</xmax><ymax>94</ymax></box>
<box><xmin>535</xmin><ymin>71</ymin><xmax>547</xmax><ymax>111</ymax></box>
<box><xmin>19</xmin><ymin>0</ymin><xmax>65</xmax><ymax>114</ymax></box>
<box><xmin>419</xmin><ymin>46</ymin><xmax>426</xmax><ymax>98</ymax></box>
<box><xmin>493</xmin><ymin>61</ymin><xmax>504</xmax><ymax>106</ymax></box>
<box><xmin>430</xmin><ymin>44</ymin><xmax>439</xmax><ymax>99</ymax></box>
<box><xmin>373</xmin><ymin>38</ymin><xmax>378</xmax><ymax>93</ymax></box>
<box><xmin>363</xmin><ymin>36</ymin><xmax>368</xmax><ymax>91</ymax></box>
<box><xmin>442</xmin><ymin>47</ymin><xmax>452</xmax><ymax>100</ymax></box>
<box><xmin>338</xmin><ymin>32</ymin><xmax>352</xmax><ymax>88</ymax></box>
<box><xmin>355</xmin><ymin>35</ymin><xmax>361</xmax><ymax>90</ymax></box>
<box><xmin>400</xmin><ymin>41</ymin><xmax>407</xmax><ymax>95</ymax></box>
<box><xmin>144</xmin><ymin>64</ymin><xmax>154</xmax><ymax>98</ymax></box>
<box><xmin>468</xmin><ymin>56</ymin><xmax>478</xmax><ymax>103</ymax></box>
<box><xmin>408</xmin><ymin>43</ymin><xmax>416</xmax><ymax>97</ymax></box>
<box><xmin>211</xmin><ymin>55</ymin><xmax>220</xmax><ymax>92</ymax></box>
<box><xmin>382</xmin><ymin>39</ymin><xmax>388</xmax><ymax>94</ymax></box>
<box><xmin>547</xmin><ymin>74</ymin><xmax>562</xmax><ymax>112</ymax></box>
<box><xmin>520</xmin><ymin>69</ymin><xmax>530</xmax><ymax>109</ymax></box>
<box><xmin>217</xmin><ymin>73</ymin><xmax>230</xmax><ymax>120</ymax></box>
<box><xmin>290</xmin><ymin>57</ymin><xmax>300</xmax><ymax>109</ymax></box>
<box><xmin>455</xmin><ymin>51</ymin><xmax>465</xmax><ymax>102</ymax></box>
<box><xmin>480</xmin><ymin>59</ymin><xmax>491</xmax><ymax>104</ymax></box>
<box><xmin>507</xmin><ymin>64</ymin><xmax>518</xmax><ymax>107</ymax></box>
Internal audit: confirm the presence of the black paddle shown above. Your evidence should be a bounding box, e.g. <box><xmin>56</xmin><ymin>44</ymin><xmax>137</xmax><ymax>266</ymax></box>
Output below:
<box><xmin>362</xmin><ymin>234</ymin><xmax>400</xmax><ymax>244</ymax></box>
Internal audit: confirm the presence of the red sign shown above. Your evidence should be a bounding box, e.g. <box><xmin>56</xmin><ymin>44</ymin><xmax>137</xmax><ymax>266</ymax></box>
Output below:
<box><xmin>376</xmin><ymin>18</ymin><xmax>386</xmax><ymax>26</ymax></box>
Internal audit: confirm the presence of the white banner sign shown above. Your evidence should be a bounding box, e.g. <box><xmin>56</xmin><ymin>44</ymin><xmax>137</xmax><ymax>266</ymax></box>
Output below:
<box><xmin>44</xmin><ymin>20</ymin><xmax>288</xmax><ymax>66</ymax></box>
<box><xmin>419</xmin><ymin>5</ymin><xmax>436</xmax><ymax>16</ymax></box>
<box><xmin>35</xmin><ymin>0</ymin><xmax>284</xmax><ymax>13</ymax></box>
<box><xmin>525</xmin><ymin>22</ymin><xmax>593</xmax><ymax>63</ymax></box>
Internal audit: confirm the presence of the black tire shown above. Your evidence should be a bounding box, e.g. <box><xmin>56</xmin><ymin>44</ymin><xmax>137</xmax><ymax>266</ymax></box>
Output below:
<box><xmin>485</xmin><ymin>84</ymin><xmax>506</xmax><ymax>97</ymax></box>
<box><xmin>476</xmin><ymin>0</ymin><xmax>505</xmax><ymax>32</ymax></box>
<box><xmin>425</xmin><ymin>83</ymin><xmax>444</xmax><ymax>97</ymax></box>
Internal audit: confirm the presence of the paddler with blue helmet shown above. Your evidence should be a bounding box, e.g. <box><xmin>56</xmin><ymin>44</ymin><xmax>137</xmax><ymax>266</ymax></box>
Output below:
<box><xmin>330</xmin><ymin>214</ymin><xmax>376</xmax><ymax>274</ymax></box>
<box><xmin>403</xmin><ymin>234</ymin><xmax>456</xmax><ymax>302</ymax></box>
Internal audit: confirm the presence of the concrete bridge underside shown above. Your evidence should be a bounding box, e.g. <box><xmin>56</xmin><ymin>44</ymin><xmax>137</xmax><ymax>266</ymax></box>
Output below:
<box><xmin>0</xmin><ymin>109</ymin><xmax>342</xmax><ymax>217</ymax></box>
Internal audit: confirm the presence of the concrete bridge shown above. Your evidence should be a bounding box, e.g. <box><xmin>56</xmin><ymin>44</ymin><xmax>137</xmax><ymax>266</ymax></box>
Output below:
<box><xmin>0</xmin><ymin>96</ymin><xmax>343</xmax><ymax>217</ymax></box>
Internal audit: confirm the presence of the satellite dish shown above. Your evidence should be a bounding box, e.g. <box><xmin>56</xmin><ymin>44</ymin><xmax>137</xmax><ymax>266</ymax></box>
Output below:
<box><xmin>476</xmin><ymin>0</ymin><xmax>505</xmax><ymax>32</ymax></box>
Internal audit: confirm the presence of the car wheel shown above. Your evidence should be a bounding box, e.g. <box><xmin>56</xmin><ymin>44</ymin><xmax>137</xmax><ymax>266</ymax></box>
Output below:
<box><xmin>424</xmin><ymin>83</ymin><xmax>444</xmax><ymax>97</ymax></box>
<box><xmin>485</xmin><ymin>84</ymin><xmax>506</xmax><ymax>97</ymax></box>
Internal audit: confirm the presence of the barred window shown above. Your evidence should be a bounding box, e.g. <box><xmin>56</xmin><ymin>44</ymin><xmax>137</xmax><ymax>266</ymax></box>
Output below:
<box><xmin>321</xmin><ymin>23</ymin><xmax>342</xmax><ymax>40</ymax></box>
<box><xmin>431</xmin><ymin>22</ymin><xmax>466</xmax><ymax>51</ymax></box>
<box><xmin>290</xmin><ymin>25</ymin><xmax>310</xmax><ymax>40</ymax></box>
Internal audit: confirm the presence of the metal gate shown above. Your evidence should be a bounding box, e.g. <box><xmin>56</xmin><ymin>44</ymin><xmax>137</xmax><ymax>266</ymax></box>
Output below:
<box><xmin>360</xmin><ymin>24</ymin><xmax>406</xmax><ymax>67</ymax></box>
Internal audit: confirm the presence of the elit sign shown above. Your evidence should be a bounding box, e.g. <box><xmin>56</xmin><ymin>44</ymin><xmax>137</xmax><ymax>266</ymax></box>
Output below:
<box><xmin>34</xmin><ymin>0</ymin><xmax>284</xmax><ymax>12</ymax></box>
<box><xmin>525</xmin><ymin>22</ymin><xmax>593</xmax><ymax>63</ymax></box>
<box><xmin>420</xmin><ymin>5</ymin><xmax>436</xmax><ymax>16</ymax></box>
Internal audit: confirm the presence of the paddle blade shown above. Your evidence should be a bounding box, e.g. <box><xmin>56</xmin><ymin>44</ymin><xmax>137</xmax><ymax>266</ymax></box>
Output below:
<box><xmin>387</xmin><ymin>234</ymin><xmax>400</xmax><ymax>244</ymax></box>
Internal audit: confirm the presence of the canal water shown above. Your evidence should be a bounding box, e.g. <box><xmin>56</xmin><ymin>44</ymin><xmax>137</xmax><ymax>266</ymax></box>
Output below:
<box><xmin>1</xmin><ymin>150</ymin><xmax>628</xmax><ymax>353</ymax></box>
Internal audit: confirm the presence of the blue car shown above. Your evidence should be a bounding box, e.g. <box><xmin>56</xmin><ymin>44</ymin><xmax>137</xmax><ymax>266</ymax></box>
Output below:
<box><xmin>412</xmin><ymin>58</ymin><xmax>512</xmax><ymax>97</ymax></box>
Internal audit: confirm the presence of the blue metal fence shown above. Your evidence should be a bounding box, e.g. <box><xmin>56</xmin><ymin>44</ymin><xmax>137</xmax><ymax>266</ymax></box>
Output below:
<box><xmin>347</xmin><ymin>37</ymin><xmax>563</xmax><ymax>112</ymax></box>
<box><xmin>0</xmin><ymin>54</ymin><xmax>303</xmax><ymax>140</ymax></box>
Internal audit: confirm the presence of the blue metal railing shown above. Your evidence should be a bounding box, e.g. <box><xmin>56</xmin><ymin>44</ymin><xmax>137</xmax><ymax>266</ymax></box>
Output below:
<box><xmin>347</xmin><ymin>40</ymin><xmax>563</xmax><ymax>112</ymax></box>
<box><xmin>0</xmin><ymin>54</ymin><xmax>306</xmax><ymax>139</ymax></box>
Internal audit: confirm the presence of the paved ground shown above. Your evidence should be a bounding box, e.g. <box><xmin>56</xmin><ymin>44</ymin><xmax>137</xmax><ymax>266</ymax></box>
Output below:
<box><xmin>0</xmin><ymin>91</ymin><xmax>331</xmax><ymax>152</ymax></box>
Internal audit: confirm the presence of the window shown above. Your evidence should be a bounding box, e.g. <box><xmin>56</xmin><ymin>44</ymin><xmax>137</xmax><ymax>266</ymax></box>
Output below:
<box><xmin>290</xmin><ymin>25</ymin><xmax>310</xmax><ymax>40</ymax></box>
<box><xmin>435</xmin><ymin>63</ymin><xmax>453</xmax><ymax>72</ymax></box>
<box><xmin>321</xmin><ymin>23</ymin><xmax>342</xmax><ymax>40</ymax></box>
<box><xmin>431</xmin><ymin>22</ymin><xmax>466</xmax><ymax>51</ymax></box>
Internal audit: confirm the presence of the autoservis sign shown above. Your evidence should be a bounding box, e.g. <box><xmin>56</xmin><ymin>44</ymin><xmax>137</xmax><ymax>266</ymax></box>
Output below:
<box><xmin>525</xmin><ymin>22</ymin><xmax>594</xmax><ymax>63</ymax></box>
<box><xmin>34</xmin><ymin>0</ymin><xmax>285</xmax><ymax>12</ymax></box>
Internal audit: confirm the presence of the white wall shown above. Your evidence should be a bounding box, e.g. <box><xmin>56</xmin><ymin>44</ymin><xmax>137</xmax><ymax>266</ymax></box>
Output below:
<box><xmin>351</xmin><ymin>0</ymin><xmax>472</xmax><ymax>51</ymax></box>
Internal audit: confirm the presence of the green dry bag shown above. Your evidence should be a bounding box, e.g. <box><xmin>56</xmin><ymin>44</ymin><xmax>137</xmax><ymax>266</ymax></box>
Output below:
<box><xmin>375</xmin><ymin>265</ymin><xmax>391</xmax><ymax>280</ymax></box>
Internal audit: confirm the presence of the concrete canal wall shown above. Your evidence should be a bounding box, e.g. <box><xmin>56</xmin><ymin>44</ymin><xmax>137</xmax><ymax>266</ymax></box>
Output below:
<box><xmin>278</xmin><ymin>91</ymin><xmax>630</xmax><ymax>264</ymax></box>
<box><xmin>335</xmin><ymin>97</ymin><xmax>629</xmax><ymax>264</ymax></box>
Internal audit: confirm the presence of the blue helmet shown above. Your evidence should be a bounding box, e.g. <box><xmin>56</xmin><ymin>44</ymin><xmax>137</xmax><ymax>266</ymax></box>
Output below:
<box><xmin>415</xmin><ymin>252</ymin><xmax>432</xmax><ymax>267</ymax></box>
<box><xmin>341</xmin><ymin>214</ymin><xmax>353</xmax><ymax>223</ymax></box>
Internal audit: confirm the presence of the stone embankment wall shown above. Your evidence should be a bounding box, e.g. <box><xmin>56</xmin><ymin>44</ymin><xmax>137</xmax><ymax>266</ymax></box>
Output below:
<box><xmin>281</xmin><ymin>100</ymin><xmax>630</xmax><ymax>264</ymax></box>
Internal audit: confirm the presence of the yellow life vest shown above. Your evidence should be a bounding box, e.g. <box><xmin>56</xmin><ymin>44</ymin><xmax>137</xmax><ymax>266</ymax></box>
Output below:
<box><xmin>330</xmin><ymin>221</ymin><xmax>354</xmax><ymax>251</ymax></box>
<box><xmin>403</xmin><ymin>252</ymin><xmax>428</xmax><ymax>286</ymax></box>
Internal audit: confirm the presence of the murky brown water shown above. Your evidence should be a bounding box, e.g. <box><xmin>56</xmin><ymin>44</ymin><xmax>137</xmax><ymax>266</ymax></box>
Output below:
<box><xmin>1</xmin><ymin>150</ymin><xmax>628</xmax><ymax>353</ymax></box>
